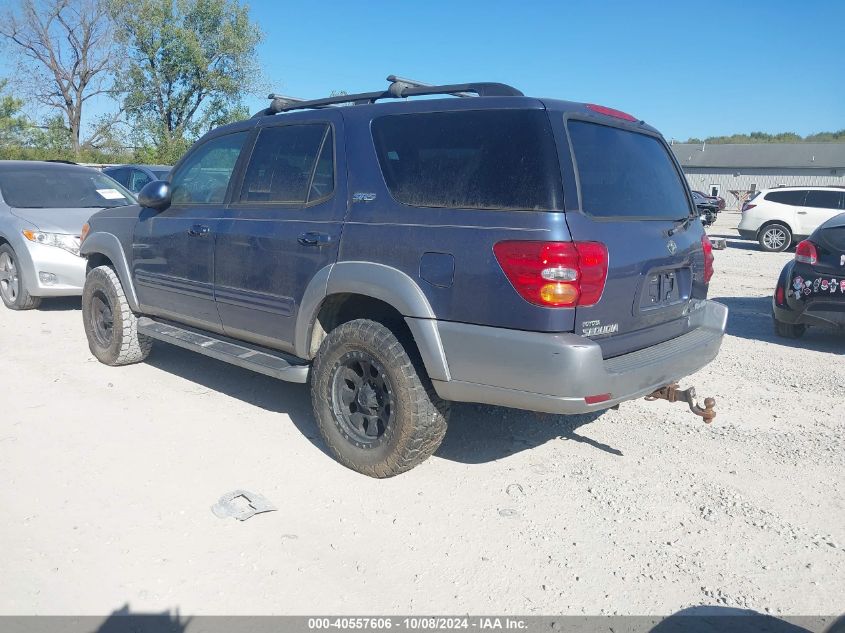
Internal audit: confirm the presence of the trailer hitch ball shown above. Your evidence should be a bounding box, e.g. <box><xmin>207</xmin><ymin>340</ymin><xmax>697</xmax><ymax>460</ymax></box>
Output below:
<box><xmin>645</xmin><ymin>383</ymin><xmax>717</xmax><ymax>423</ymax></box>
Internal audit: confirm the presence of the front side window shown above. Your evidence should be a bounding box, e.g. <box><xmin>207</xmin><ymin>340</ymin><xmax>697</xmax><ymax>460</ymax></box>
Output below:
<box><xmin>239</xmin><ymin>124</ymin><xmax>332</xmax><ymax>204</ymax></box>
<box><xmin>372</xmin><ymin>110</ymin><xmax>562</xmax><ymax>211</ymax></box>
<box><xmin>804</xmin><ymin>189</ymin><xmax>842</xmax><ymax>210</ymax></box>
<box><xmin>0</xmin><ymin>167</ymin><xmax>134</xmax><ymax>208</ymax></box>
<box><xmin>105</xmin><ymin>167</ymin><xmax>130</xmax><ymax>187</ymax></box>
<box><xmin>130</xmin><ymin>169</ymin><xmax>153</xmax><ymax>192</ymax></box>
<box><xmin>765</xmin><ymin>190</ymin><xmax>807</xmax><ymax>206</ymax></box>
<box><xmin>568</xmin><ymin>120</ymin><xmax>690</xmax><ymax>219</ymax></box>
<box><xmin>170</xmin><ymin>131</ymin><xmax>249</xmax><ymax>205</ymax></box>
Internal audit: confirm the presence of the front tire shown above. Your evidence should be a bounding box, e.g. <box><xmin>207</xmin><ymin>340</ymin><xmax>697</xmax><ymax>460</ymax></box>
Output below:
<box><xmin>82</xmin><ymin>265</ymin><xmax>152</xmax><ymax>365</ymax></box>
<box><xmin>759</xmin><ymin>223</ymin><xmax>792</xmax><ymax>252</ymax></box>
<box><xmin>0</xmin><ymin>244</ymin><xmax>41</xmax><ymax>310</ymax></box>
<box><xmin>310</xmin><ymin>319</ymin><xmax>449</xmax><ymax>477</ymax></box>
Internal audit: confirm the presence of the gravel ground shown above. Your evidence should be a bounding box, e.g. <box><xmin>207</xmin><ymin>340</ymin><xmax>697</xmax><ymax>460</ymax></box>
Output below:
<box><xmin>0</xmin><ymin>211</ymin><xmax>843</xmax><ymax>617</ymax></box>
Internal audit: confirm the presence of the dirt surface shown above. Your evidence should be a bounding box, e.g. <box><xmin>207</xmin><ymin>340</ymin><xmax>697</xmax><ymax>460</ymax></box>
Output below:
<box><xmin>1</xmin><ymin>212</ymin><xmax>843</xmax><ymax>617</ymax></box>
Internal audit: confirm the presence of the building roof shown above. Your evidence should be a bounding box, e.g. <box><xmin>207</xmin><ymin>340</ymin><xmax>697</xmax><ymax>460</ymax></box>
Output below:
<box><xmin>670</xmin><ymin>143</ymin><xmax>845</xmax><ymax>169</ymax></box>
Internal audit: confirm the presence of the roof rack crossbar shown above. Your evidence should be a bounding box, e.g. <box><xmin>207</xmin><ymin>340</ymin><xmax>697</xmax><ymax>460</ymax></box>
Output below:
<box><xmin>252</xmin><ymin>76</ymin><xmax>523</xmax><ymax>117</ymax></box>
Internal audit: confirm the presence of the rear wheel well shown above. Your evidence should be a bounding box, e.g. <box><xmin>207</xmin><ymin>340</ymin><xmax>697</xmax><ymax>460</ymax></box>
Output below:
<box><xmin>757</xmin><ymin>219</ymin><xmax>793</xmax><ymax>237</ymax></box>
<box><xmin>309</xmin><ymin>293</ymin><xmax>416</xmax><ymax>359</ymax></box>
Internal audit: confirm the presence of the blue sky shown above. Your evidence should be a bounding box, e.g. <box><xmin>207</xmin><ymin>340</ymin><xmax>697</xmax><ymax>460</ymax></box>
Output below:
<box><xmin>247</xmin><ymin>0</ymin><xmax>843</xmax><ymax>140</ymax></box>
<box><xmin>4</xmin><ymin>0</ymin><xmax>843</xmax><ymax>140</ymax></box>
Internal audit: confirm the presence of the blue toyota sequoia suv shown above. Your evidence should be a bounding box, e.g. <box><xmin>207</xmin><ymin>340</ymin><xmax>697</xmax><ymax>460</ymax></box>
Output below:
<box><xmin>80</xmin><ymin>76</ymin><xmax>727</xmax><ymax>477</ymax></box>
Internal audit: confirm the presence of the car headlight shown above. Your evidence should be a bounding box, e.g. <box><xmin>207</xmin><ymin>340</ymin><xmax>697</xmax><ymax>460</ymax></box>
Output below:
<box><xmin>22</xmin><ymin>229</ymin><xmax>81</xmax><ymax>256</ymax></box>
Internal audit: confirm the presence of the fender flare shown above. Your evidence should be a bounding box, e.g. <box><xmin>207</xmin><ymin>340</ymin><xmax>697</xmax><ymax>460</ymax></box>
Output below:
<box><xmin>294</xmin><ymin>262</ymin><xmax>450</xmax><ymax>381</ymax></box>
<box><xmin>80</xmin><ymin>232</ymin><xmax>140</xmax><ymax>311</ymax></box>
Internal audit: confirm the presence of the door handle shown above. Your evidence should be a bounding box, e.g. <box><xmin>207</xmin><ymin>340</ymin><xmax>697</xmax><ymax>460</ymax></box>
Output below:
<box><xmin>797</xmin><ymin>211</ymin><xmax>807</xmax><ymax>215</ymax></box>
<box><xmin>298</xmin><ymin>231</ymin><xmax>333</xmax><ymax>247</ymax></box>
<box><xmin>188</xmin><ymin>224</ymin><xmax>210</xmax><ymax>236</ymax></box>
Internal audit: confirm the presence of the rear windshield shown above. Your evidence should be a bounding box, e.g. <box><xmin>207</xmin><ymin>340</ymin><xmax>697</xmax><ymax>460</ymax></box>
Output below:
<box><xmin>372</xmin><ymin>109</ymin><xmax>562</xmax><ymax>211</ymax></box>
<box><xmin>0</xmin><ymin>167</ymin><xmax>134</xmax><ymax>208</ymax></box>
<box><xmin>568</xmin><ymin>121</ymin><xmax>691</xmax><ymax>219</ymax></box>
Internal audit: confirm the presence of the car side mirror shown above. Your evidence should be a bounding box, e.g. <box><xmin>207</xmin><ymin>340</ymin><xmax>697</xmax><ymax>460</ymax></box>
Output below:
<box><xmin>138</xmin><ymin>180</ymin><xmax>172</xmax><ymax>210</ymax></box>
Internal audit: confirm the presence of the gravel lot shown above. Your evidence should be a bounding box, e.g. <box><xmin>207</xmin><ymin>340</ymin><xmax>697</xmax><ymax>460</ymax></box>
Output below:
<box><xmin>1</xmin><ymin>211</ymin><xmax>843</xmax><ymax>617</ymax></box>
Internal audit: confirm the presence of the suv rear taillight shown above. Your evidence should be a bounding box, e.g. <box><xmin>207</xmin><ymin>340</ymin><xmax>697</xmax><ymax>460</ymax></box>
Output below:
<box><xmin>493</xmin><ymin>241</ymin><xmax>608</xmax><ymax>307</ymax></box>
<box><xmin>701</xmin><ymin>235</ymin><xmax>714</xmax><ymax>283</ymax></box>
<box><xmin>741</xmin><ymin>203</ymin><xmax>756</xmax><ymax>212</ymax></box>
<box><xmin>795</xmin><ymin>240</ymin><xmax>818</xmax><ymax>265</ymax></box>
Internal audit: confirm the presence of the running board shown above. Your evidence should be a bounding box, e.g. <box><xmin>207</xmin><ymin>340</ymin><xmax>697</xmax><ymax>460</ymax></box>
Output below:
<box><xmin>137</xmin><ymin>317</ymin><xmax>310</xmax><ymax>383</ymax></box>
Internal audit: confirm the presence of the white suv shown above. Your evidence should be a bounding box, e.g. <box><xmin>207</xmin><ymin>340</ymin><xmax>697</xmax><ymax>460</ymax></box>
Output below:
<box><xmin>737</xmin><ymin>186</ymin><xmax>845</xmax><ymax>252</ymax></box>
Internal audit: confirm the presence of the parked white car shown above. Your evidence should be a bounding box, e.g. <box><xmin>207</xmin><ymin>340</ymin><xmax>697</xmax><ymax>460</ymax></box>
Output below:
<box><xmin>737</xmin><ymin>186</ymin><xmax>845</xmax><ymax>252</ymax></box>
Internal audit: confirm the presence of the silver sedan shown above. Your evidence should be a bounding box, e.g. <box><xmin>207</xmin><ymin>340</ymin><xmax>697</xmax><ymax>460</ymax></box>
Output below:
<box><xmin>0</xmin><ymin>161</ymin><xmax>135</xmax><ymax>310</ymax></box>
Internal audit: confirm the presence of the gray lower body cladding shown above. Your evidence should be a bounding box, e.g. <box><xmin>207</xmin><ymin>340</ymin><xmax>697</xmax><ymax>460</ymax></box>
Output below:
<box><xmin>424</xmin><ymin>300</ymin><xmax>728</xmax><ymax>414</ymax></box>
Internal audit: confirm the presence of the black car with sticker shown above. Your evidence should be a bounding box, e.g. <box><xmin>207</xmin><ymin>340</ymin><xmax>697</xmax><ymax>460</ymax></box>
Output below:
<box><xmin>772</xmin><ymin>212</ymin><xmax>845</xmax><ymax>338</ymax></box>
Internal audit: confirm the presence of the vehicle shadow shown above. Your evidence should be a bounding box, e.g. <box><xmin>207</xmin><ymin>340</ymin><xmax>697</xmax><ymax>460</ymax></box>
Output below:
<box><xmin>647</xmin><ymin>606</ymin><xmax>844</xmax><ymax>633</ymax></box>
<box><xmin>144</xmin><ymin>343</ymin><xmax>622</xmax><ymax>464</ymax></box>
<box><xmin>143</xmin><ymin>343</ymin><xmax>330</xmax><ymax>456</ymax></box>
<box><xmin>713</xmin><ymin>295</ymin><xmax>845</xmax><ymax>354</ymax></box>
<box><xmin>89</xmin><ymin>603</ymin><xmax>189</xmax><ymax>633</ymax></box>
<box><xmin>37</xmin><ymin>296</ymin><xmax>81</xmax><ymax>311</ymax></box>
<box><xmin>436</xmin><ymin>404</ymin><xmax>619</xmax><ymax>463</ymax></box>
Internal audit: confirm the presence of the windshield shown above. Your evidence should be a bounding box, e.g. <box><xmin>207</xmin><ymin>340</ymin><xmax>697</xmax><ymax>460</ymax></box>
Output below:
<box><xmin>0</xmin><ymin>167</ymin><xmax>135</xmax><ymax>209</ymax></box>
<box><xmin>152</xmin><ymin>170</ymin><xmax>170</xmax><ymax>180</ymax></box>
<box><xmin>568</xmin><ymin>120</ymin><xmax>692</xmax><ymax>219</ymax></box>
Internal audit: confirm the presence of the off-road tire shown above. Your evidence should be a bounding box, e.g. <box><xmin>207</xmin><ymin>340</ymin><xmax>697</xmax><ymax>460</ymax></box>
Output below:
<box><xmin>311</xmin><ymin>319</ymin><xmax>449</xmax><ymax>477</ymax></box>
<box><xmin>82</xmin><ymin>265</ymin><xmax>152</xmax><ymax>365</ymax></box>
<box><xmin>773</xmin><ymin>317</ymin><xmax>806</xmax><ymax>339</ymax></box>
<box><xmin>0</xmin><ymin>244</ymin><xmax>41</xmax><ymax>310</ymax></box>
<box><xmin>758</xmin><ymin>223</ymin><xmax>792</xmax><ymax>252</ymax></box>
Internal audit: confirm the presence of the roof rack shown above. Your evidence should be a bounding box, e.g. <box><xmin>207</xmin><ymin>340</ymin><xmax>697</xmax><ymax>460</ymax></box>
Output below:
<box><xmin>252</xmin><ymin>75</ymin><xmax>523</xmax><ymax>118</ymax></box>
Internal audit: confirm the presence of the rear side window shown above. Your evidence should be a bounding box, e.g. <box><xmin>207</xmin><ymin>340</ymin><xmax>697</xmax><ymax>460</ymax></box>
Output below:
<box><xmin>804</xmin><ymin>189</ymin><xmax>843</xmax><ymax>210</ymax></box>
<box><xmin>372</xmin><ymin>110</ymin><xmax>562</xmax><ymax>211</ymax></box>
<box><xmin>240</xmin><ymin>124</ymin><xmax>333</xmax><ymax>204</ymax></box>
<box><xmin>171</xmin><ymin>131</ymin><xmax>248</xmax><ymax>205</ymax></box>
<box><xmin>568</xmin><ymin>121</ymin><xmax>690</xmax><ymax>219</ymax></box>
<box><xmin>765</xmin><ymin>190</ymin><xmax>807</xmax><ymax>206</ymax></box>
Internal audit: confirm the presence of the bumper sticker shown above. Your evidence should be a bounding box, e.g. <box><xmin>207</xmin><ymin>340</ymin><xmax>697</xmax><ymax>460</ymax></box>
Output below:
<box><xmin>792</xmin><ymin>276</ymin><xmax>845</xmax><ymax>299</ymax></box>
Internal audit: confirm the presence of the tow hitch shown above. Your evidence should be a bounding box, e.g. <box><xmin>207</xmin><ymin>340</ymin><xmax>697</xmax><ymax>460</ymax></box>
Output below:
<box><xmin>645</xmin><ymin>383</ymin><xmax>717</xmax><ymax>423</ymax></box>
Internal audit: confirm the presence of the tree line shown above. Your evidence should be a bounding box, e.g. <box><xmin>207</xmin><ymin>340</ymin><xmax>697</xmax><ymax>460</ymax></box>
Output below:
<box><xmin>684</xmin><ymin>131</ymin><xmax>845</xmax><ymax>144</ymax></box>
<box><xmin>0</xmin><ymin>0</ymin><xmax>262</xmax><ymax>165</ymax></box>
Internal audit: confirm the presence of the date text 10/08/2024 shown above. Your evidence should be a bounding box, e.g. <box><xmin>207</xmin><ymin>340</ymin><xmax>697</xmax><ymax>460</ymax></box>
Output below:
<box><xmin>307</xmin><ymin>617</ymin><xmax>528</xmax><ymax>630</ymax></box>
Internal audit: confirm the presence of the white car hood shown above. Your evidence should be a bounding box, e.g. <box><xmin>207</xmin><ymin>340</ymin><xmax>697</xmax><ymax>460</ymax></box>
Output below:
<box><xmin>10</xmin><ymin>207</ymin><xmax>102</xmax><ymax>235</ymax></box>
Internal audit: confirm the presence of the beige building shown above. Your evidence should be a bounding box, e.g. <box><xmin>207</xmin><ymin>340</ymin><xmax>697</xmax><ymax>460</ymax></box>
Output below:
<box><xmin>671</xmin><ymin>143</ymin><xmax>845</xmax><ymax>210</ymax></box>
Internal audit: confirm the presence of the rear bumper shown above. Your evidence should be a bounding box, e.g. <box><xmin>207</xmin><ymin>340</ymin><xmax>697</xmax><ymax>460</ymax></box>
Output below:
<box><xmin>429</xmin><ymin>300</ymin><xmax>728</xmax><ymax>414</ymax></box>
<box><xmin>773</xmin><ymin>297</ymin><xmax>845</xmax><ymax>329</ymax></box>
<box><xmin>737</xmin><ymin>228</ymin><xmax>757</xmax><ymax>241</ymax></box>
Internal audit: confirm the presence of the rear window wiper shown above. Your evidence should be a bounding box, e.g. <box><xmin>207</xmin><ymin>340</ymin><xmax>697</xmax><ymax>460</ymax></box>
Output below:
<box><xmin>668</xmin><ymin>212</ymin><xmax>696</xmax><ymax>236</ymax></box>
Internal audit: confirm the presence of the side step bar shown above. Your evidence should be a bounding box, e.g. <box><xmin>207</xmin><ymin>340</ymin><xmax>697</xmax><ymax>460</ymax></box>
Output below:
<box><xmin>137</xmin><ymin>317</ymin><xmax>310</xmax><ymax>383</ymax></box>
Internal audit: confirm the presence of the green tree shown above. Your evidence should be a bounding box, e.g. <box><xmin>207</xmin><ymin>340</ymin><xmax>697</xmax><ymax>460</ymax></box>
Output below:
<box><xmin>684</xmin><ymin>130</ymin><xmax>845</xmax><ymax>144</ymax></box>
<box><xmin>0</xmin><ymin>79</ymin><xmax>32</xmax><ymax>148</ymax></box>
<box><xmin>0</xmin><ymin>0</ymin><xmax>120</xmax><ymax>156</ymax></box>
<box><xmin>112</xmin><ymin>0</ymin><xmax>262</xmax><ymax>163</ymax></box>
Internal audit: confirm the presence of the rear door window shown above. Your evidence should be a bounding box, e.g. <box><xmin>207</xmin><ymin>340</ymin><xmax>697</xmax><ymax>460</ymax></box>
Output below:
<box><xmin>567</xmin><ymin>120</ymin><xmax>690</xmax><ymax>219</ymax></box>
<box><xmin>239</xmin><ymin>124</ymin><xmax>332</xmax><ymax>204</ymax></box>
<box><xmin>765</xmin><ymin>190</ymin><xmax>807</xmax><ymax>206</ymax></box>
<box><xmin>804</xmin><ymin>189</ymin><xmax>843</xmax><ymax>210</ymax></box>
<box><xmin>371</xmin><ymin>109</ymin><xmax>562</xmax><ymax>211</ymax></box>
